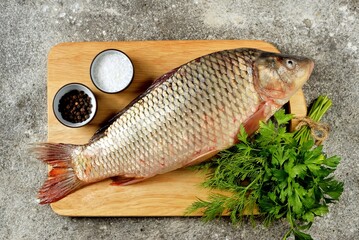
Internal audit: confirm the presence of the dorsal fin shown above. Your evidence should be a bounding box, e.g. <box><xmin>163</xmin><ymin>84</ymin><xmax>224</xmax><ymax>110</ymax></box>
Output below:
<box><xmin>89</xmin><ymin>67</ymin><xmax>180</xmax><ymax>143</ymax></box>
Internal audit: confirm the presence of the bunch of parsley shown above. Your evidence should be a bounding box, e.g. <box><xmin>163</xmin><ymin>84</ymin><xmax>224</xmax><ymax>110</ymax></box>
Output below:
<box><xmin>186</xmin><ymin>98</ymin><xmax>343</xmax><ymax>240</ymax></box>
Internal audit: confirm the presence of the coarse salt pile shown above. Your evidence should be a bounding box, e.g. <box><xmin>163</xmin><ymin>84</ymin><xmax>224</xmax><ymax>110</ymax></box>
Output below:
<box><xmin>91</xmin><ymin>50</ymin><xmax>134</xmax><ymax>93</ymax></box>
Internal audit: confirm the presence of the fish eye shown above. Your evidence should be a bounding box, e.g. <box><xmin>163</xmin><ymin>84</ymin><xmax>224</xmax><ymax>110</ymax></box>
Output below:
<box><xmin>285</xmin><ymin>59</ymin><xmax>296</xmax><ymax>69</ymax></box>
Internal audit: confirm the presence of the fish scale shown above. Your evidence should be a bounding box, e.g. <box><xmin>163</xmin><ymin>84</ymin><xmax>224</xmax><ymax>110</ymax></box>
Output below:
<box><xmin>35</xmin><ymin>48</ymin><xmax>314</xmax><ymax>204</ymax></box>
<box><xmin>79</xmin><ymin>48</ymin><xmax>260</xmax><ymax>181</ymax></box>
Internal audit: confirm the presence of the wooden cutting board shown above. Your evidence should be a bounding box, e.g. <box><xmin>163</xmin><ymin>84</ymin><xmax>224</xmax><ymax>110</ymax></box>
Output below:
<box><xmin>47</xmin><ymin>40</ymin><xmax>307</xmax><ymax>216</ymax></box>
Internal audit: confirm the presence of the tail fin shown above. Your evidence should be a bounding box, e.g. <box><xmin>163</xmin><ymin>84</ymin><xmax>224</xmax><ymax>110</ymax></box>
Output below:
<box><xmin>32</xmin><ymin>143</ymin><xmax>86</xmax><ymax>204</ymax></box>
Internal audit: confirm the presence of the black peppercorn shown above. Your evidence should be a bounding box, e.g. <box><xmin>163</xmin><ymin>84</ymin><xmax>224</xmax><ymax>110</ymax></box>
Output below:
<box><xmin>58</xmin><ymin>90</ymin><xmax>93</xmax><ymax>123</ymax></box>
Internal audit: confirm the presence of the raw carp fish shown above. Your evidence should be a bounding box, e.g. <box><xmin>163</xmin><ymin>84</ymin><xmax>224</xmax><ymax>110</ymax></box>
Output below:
<box><xmin>34</xmin><ymin>48</ymin><xmax>314</xmax><ymax>204</ymax></box>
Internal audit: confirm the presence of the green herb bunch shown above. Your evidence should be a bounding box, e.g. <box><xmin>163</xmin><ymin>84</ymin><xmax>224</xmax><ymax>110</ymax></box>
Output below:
<box><xmin>186</xmin><ymin>102</ymin><xmax>343</xmax><ymax>240</ymax></box>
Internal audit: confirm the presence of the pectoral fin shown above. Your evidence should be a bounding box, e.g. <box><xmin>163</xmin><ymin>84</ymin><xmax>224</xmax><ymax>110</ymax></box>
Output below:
<box><xmin>242</xmin><ymin>102</ymin><xmax>271</xmax><ymax>135</ymax></box>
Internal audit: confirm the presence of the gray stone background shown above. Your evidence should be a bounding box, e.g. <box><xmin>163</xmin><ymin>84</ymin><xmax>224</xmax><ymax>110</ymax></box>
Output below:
<box><xmin>0</xmin><ymin>0</ymin><xmax>358</xmax><ymax>239</ymax></box>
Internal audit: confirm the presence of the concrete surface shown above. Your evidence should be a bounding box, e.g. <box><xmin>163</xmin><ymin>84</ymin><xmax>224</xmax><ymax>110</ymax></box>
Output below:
<box><xmin>0</xmin><ymin>0</ymin><xmax>358</xmax><ymax>239</ymax></box>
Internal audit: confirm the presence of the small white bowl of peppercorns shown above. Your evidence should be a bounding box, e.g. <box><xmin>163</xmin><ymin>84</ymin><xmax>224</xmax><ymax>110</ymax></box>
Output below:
<box><xmin>53</xmin><ymin>83</ymin><xmax>97</xmax><ymax>128</ymax></box>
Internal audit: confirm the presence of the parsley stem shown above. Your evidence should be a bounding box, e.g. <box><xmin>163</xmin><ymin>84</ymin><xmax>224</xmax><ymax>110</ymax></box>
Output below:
<box><xmin>282</xmin><ymin>229</ymin><xmax>292</xmax><ymax>240</ymax></box>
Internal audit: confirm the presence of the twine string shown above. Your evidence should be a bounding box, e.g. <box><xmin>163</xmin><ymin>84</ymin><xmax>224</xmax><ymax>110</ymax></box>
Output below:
<box><xmin>295</xmin><ymin>117</ymin><xmax>330</xmax><ymax>145</ymax></box>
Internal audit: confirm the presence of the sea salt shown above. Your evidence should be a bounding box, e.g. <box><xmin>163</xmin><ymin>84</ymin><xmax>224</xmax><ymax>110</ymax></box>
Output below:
<box><xmin>91</xmin><ymin>50</ymin><xmax>134</xmax><ymax>93</ymax></box>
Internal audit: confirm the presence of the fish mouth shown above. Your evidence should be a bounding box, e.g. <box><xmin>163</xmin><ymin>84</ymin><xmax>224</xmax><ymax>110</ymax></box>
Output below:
<box><xmin>308</xmin><ymin>59</ymin><xmax>315</xmax><ymax>76</ymax></box>
<box><xmin>299</xmin><ymin>57</ymin><xmax>315</xmax><ymax>87</ymax></box>
<box><xmin>286</xmin><ymin>55</ymin><xmax>315</xmax><ymax>91</ymax></box>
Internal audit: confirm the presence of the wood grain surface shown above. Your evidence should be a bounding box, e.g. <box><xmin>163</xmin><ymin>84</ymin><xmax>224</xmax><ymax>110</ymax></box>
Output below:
<box><xmin>47</xmin><ymin>40</ymin><xmax>307</xmax><ymax>216</ymax></box>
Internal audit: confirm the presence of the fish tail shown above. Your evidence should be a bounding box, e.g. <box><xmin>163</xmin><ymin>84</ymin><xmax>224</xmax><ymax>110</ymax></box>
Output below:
<box><xmin>32</xmin><ymin>143</ymin><xmax>85</xmax><ymax>204</ymax></box>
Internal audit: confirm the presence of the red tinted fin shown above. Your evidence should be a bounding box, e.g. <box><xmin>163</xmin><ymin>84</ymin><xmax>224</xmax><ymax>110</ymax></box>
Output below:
<box><xmin>242</xmin><ymin>102</ymin><xmax>269</xmax><ymax>136</ymax></box>
<box><xmin>32</xmin><ymin>143</ymin><xmax>86</xmax><ymax>204</ymax></box>
<box><xmin>110</xmin><ymin>176</ymin><xmax>146</xmax><ymax>186</ymax></box>
<box><xmin>183</xmin><ymin>149</ymin><xmax>219</xmax><ymax>168</ymax></box>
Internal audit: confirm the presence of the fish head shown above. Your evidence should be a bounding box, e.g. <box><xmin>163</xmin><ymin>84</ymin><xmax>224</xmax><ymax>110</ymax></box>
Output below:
<box><xmin>254</xmin><ymin>51</ymin><xmax>314</xmax><ymax>105</ymax></box>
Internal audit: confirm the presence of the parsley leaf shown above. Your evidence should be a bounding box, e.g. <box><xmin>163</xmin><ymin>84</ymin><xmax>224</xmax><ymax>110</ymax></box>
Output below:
<box><xmin>186</xmin><ymin>97</ymin><xmax>343</xmax><ymax>240</ymax></box>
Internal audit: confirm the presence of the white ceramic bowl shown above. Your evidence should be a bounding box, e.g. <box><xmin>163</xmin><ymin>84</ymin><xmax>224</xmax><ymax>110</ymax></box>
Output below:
<box><xmin>90</xmin><ymin>49</ymin><xmax>134</xmax><ymax>93</ymax></box>
<box><xmin>53</xmin><ymin>83</ymin><xmax>97</xmax><ymax>128</ymax></box>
